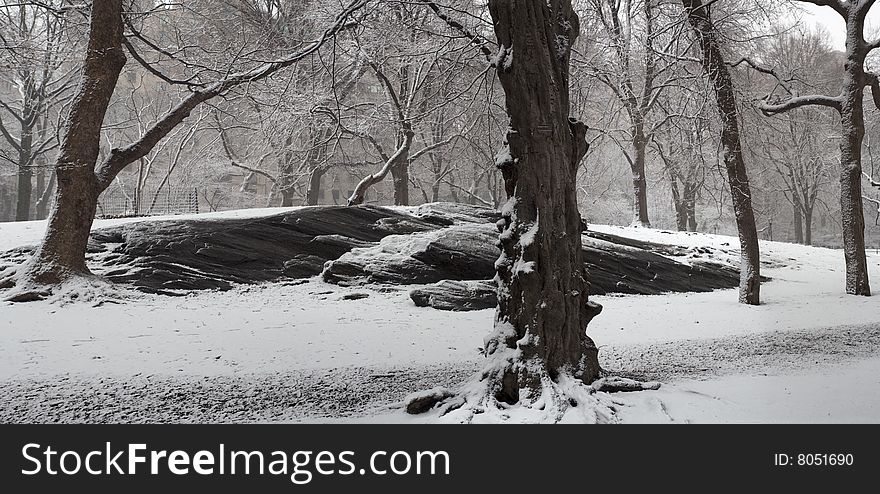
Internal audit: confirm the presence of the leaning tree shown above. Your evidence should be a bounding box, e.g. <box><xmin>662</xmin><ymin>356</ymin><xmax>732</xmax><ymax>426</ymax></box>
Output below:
<box><xmin>0</xmin><ymin>0</ymin><xmax>368</xmax><ymax>300</ymax></box>
<box><xmin>757</xmin><ymin>0</ymin><xmax>874</xmax><ymax>296</ymax></box>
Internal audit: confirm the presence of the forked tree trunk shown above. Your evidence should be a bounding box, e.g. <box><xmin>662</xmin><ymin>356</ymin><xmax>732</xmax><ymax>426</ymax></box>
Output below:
<box><xmin>13</xmin><ymin>0</ymin><xmax>125</xmax><ymax>288</ymax></box>
<box><xmin>683</xmin><ymin>0</ymin><xmax>760</xmax><ymax>305</ymax></box>
<box><xmin>669</xmin><ymin>173</ymin><xmax>687</xmax><ymax>231</ymax></box>
<box><xmin>485</xmin><ymin>0</ymin><xmax>601</xmax><ymax>403</ymax></box>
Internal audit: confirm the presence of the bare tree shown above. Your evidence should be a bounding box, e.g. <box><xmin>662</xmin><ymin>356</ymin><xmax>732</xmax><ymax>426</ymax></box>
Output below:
<box><xmin>2</xmin><ymin>0</ymin><xmax>367</xmax><ymax>299</ymax></box>
<box><xmin>756</xmin><ymin>0</ymin><xmax>874</xmax><ymax>296</ymax></box>
<box><xmin>681</xmin><ymin>0</ymin><xmax>761</xmax><ymax>305</ymax></box>
<box><xmin>583</xmin><ymin>0</ymin><xmax>682</xmax><ymax>227</ymax></box>
<box><xmin>418</xmin><ymin>0</ymin><xmax>609</xmax><ymax>418</ymax></box>
<box><xmin>0</xmin><ymin>1</ymin><xmax>75</xmax><ymax>221</ymax></box>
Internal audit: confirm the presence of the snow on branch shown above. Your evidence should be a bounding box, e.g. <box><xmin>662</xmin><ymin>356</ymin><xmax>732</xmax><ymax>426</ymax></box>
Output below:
<box><xmin>94</xmin><ymin>0</ymin><xmax>370</xmax><ymax>191</ymax></box>
<box><xmin>417</xmin><ymin>0</ymin><xmax>494</xmax><ymax>62</ymax></box>
<box><xmin>793</xmin><ymin>0</ymin><xmax>848</xmax><ymax>18</ymax></box>
<box><xmin>759</xmin><ymin>93</ymin><xmax>842</xmax><ymax>116</ymax></box>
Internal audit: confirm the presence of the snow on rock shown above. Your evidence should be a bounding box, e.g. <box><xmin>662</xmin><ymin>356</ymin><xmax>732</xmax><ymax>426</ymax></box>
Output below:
<box><xmin>409</xmin><ymin>280</ymin><xmax>498</xmax><ymax>311</ymax></box>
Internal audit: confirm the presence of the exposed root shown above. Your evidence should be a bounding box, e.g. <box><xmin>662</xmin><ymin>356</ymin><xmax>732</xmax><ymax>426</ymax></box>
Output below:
<box><xmin>4</xmin><ymin>272</ymin><xmax>136</xmax><ymax>305</ymax></box>
<box><xmin>592</xmin><ymin>376</ymin><xmax>661</xmax><ymax>393</ymax></box>
<box><xmin>405</xmin><ymin>350</ymin><xmax>663</xmax><ymax>423</ymax></box>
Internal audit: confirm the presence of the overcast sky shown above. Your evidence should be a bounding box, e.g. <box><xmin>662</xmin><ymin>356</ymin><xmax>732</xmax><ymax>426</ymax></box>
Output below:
<box><xmin>801</xmin><ymin>4</ymin><xmax>880</xmax><ymax>50</ymax></box>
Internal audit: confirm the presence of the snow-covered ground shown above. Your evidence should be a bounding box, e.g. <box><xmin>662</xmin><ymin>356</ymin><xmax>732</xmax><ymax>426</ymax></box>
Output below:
<box><xmin>1</xmin><ymin>208</ymin><xmax>879</xmax><ymax>423</ymax></box>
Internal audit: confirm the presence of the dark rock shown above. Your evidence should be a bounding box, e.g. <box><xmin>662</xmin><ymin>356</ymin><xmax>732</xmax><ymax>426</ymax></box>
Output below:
<box><xmin>410</xmin><ymin>280</ymin><xmax>497</xmax><ymax>311</ymax></box>
<box><xmin>341</xmin><ymin>293</ymin><xmax>369</xmax><ymax>300</ymax></box>
<box><xmin>1</xmin><ymin>202</ymin><xmax>746</xmax><ymax>300</ymax></box>
<box><xmin>88</xmin><ymin>206</ymin><xmax>437</xmax><ymax>293</ymax></box>
<box><xmin>322</xmin><ymin>224</ymin><xmax>498</xmax><ymax>285</ymax></box>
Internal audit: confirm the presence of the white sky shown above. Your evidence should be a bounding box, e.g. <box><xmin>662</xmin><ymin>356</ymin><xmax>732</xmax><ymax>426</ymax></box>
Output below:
<box><xmin>801</xmin><ymin>4</ymin><xmax>880</xmax><ymax>50</ymax></box>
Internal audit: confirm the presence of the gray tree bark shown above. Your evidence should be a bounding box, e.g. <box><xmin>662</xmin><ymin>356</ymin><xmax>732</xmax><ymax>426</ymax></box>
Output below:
<box><xmin>682</xmin><ymin>0</ymin><xmax>761</xmax><ymax>305</ymax></box>
<box><xmin>484</xmin><ymin>0</ymin><xmax>602</xmax><ymax>403</ymax></box>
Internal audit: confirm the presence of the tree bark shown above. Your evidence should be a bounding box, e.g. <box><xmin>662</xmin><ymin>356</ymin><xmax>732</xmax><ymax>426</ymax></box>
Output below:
<box><xmin>305</xmin><ymin>166</ymin><xmax>326</xmax><ymax>206</ymax></box>
<box><xmin>683</xmin><ymin>183</ymin><xmax>697</xmax><ymax>232</ymax></box>
<box><xmin>669</xmin><ymin>172</ymin><xmax>687</xmax><ymax>231</ymax></box>
<box><xmin>390</xmin><ymin>158</ymin><xmax>410</xmax><ymax>206</ymax></box>
<box><xmin>793</xmin><ymin>199</ymin><xmax>804</xmax><ymax>244</ymax></box>
<box><xmin>804</xmin><ymin>206</ymin><xmax>813</xmax><ymax>246</ymax></box>
<box><xmin>838</xmin><ymin>25</ymin><xmax>870</xmax><ymax>295</ymax></box>
<box><xmin>682</xmin><ymin>0</ymin><xmax>760</xmax><ymax>305</ymax></box>
<box><xmin>15</xmin><ymin>160</ymin><xmax>32</xmax><ymax>221</ymax></box>
<box><xmin>485</xmin><ymin>0</ymin><xmax>601</xmax><ymax>403</ymax></box>
<box><xmin>631</xmin><ymin>128</ymin><xmax>650</xmax><ymax>227</ymax></box>
<box><xmin>14</xmin><ymin>0</ymin><xmax>125</xmax><ymax>287</ymax></box>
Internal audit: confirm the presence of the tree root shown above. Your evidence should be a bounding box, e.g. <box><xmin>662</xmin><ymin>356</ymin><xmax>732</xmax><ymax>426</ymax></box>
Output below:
<box><xmin>5</xmin><ymin>289</ymin><xmax>51</xmax><ymax>303</ymax></box>
<box><xmin>404</xmin><ymin>357</ymin><xmax>662</xmax><ymax>423</ymax></box>
<box><xmin>592</xmin><ymin>376</ymin><xmax>661</xmax><ymax>393</ymax></box>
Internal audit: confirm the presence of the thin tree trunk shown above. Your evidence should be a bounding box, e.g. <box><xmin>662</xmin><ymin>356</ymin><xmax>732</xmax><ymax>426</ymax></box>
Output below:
<box><xmin>683</xmin><ymin>0</ymin><xmax>760</xmax><ymax>305</ymax></box>
<box><xmin>34</xmin><ymin>168</ymin><xmax>55</xmax><ymax>219</ymax></box>
<box><xmin>684</xmin><ymin>184</ymin><xmax>697</xmax><ymax>232</ymax></box>
<box><xmin>803</xmin><ymin>206</ymin><xmax>813</xmax><ymax>246</ymax></box>
<box><xmin>669</xmin><ymin>171</ymin><xmax>687</xmax><ymax>231</ymax></box>
<box><xmin>485</xmin><ymin>0</ymin><xmax>601</xmax><ymax>403</ymax></box>
<box><xmin>13</xmin><ymin>0</ymin><xmax>125</xmax><ymax>290</ymax></box>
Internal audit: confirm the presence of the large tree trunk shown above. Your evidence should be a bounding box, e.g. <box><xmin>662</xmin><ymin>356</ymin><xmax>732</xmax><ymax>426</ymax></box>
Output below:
<box><xmin>630</xmin><ymin>128</ymin><xmax>650</xmax><ymax>227</ymax></box>
<box><xmin>683</xmin><ymin>0</ymin><xmax>760</xmax><ymax>305</ymax></box>
<box><xmin>793</xmin><ymin>200</ymin><xmax>804</xmax><ymax>244</ymax></box>
<box><xmin>484</xmin><ymin>0</ymin><xmax>601</xmax><ymax>403</ymax></box>
<box><xmin>13</xmin><ymin>0</ymin><xmax>125</xmax><ymax>289</ymax></box>
<box><xmin>838</xmin><ymin>39</ymin><xmax>870</xmax><ymax>295</ymax></box>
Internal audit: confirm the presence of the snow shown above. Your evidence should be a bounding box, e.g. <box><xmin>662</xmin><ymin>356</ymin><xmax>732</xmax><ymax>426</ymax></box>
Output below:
<box><xmin>2</xmin><ymin>211</ymin><xmax>880</xmax><ymax>423</ymax></box>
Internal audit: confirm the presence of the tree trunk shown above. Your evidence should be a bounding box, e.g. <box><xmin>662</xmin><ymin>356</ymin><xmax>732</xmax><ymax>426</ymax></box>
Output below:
<box><xmin>683</xmin><ymin>0</ymin><xmax>760</xmax><ymax>305</ymax></box>
<box><xmin>305</xmin><ymin>166</ymin><xmax>326</xmax><ymax>206</ymax></box>
<box><xmin>631</xmin><ymin>129</ymin><xmax>650</xmax><ymax>227</ymax></box>
<box><xmin>793</xmin><ymin>200</ymin><xmax>804</xmax><ymax>244</ymax></box>
<box><xmin>684</xmin><ymin>183</ymin><xmax>697</xmax><ymax>232</ymax></box>
<box><xmin>14</xmin><ymin>0</ymin><xmax>125</xmax><ymax>288</ymax></box>
<box><xmin>15</xmin><ymin>164</ymin><xmax>32</xmax><ymax>222</ymax></box>
<box><xmin>669</xmin><ymin>174</ymin><xmax>687</xmax><ymax>231</ymax></box>
<box><xmin>803</xmin><ymin>206</ymin><xmax>813</xmax><ymax>246</ymax></box>
<box><xmin>837</xmin><ymin>34</ymin><xmax>871</xmax><ymax>295</ymax></box>
<box><xmin>391</xmin><ymin>159</ymin><xmax>409</xmax><ymax>206</ymax></box>
<box><xmin>485</xmin><ymin>0</ymin><xmax>601</xmax><ymax>403</ymax></box>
